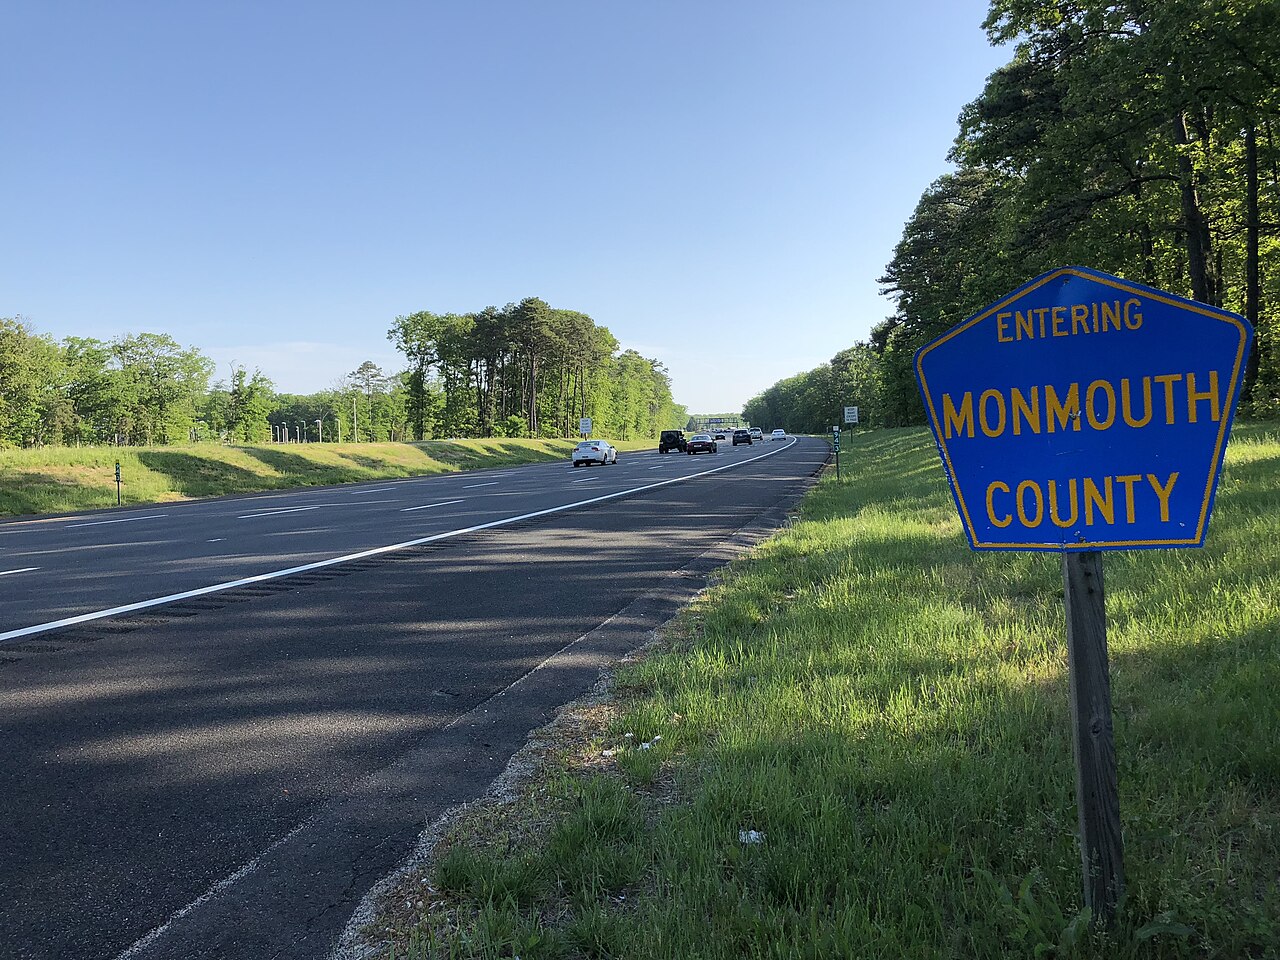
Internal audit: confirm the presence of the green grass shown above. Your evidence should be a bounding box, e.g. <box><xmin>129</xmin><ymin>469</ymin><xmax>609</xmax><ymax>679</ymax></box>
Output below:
<box><xmin>0</xmin><ymin>438</ymin><xmax>658</xmax><ymax>518</ymax></box>
<box><xmin>380</xmin><ymin>423</ymin><xmax>1280</xmax><ymax>959</ymax></box>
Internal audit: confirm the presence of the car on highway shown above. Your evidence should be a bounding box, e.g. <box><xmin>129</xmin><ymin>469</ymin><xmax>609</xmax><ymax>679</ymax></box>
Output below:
<box><xmin>749</xmin><ymin>427</ymin><xmax>764</xmax><ymax>442</ymax></box>
<box><xmin>686</xmin><ymin>433</ymin><xmax>718</xmax><ymax>455</ymax></box>
<box><xmin>771</xmin><ymin>428</ymin><xmax>787</xmax><ymax>440</ymax></box>
<box><xmin>732</xmin><ymin>429</ymin><xmax>752</xmax><ymax>446</ymax></box>
<box><xmin>659</xmin><ymin>429</ymin><xmax>687</xmax><ymax>453</ymax></box>
<box><xmin>712</xmin><ymin>431</ymin><xmax>727</xmax><ymax>440</ymax></box>
<box><xmin>572</xmin><ymin>439</ymin><xmax>618</xmax><ymax>466</ymax></box>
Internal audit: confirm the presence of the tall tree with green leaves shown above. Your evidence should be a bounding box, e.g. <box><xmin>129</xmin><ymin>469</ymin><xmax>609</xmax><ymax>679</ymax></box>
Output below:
<box><xmin>109</xmin><ymin>333</ymin><xmax>213</xmax><ymax>444</ymax></box>
<box><xmin>0</xmin><ymin>317</ymin><xmax>63</xmax><ymax>447</ymax></box>
<box><xmin>387</xmin><ymin>310</ymin><xmax>444</xmax><ymax>440</ymax></box>
<box><xmin>227</xmin><ymin>367</ymin><xmax>275</xmax><ymax>442</ymax></box>
<box><xmin>348</xmin><ymin>360</ymin><xmax>387</xmax><ymax>441</ymax></box>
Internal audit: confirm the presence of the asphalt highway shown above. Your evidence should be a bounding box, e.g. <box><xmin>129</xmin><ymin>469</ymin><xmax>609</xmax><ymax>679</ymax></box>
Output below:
<box><xmin>3</xmin><ymin>438</ymin><xmax>797</xmax><ymax>638</ymax></box>
<box><xmin>0</xmin><ymin>435</ymin><xmax>828</xmax><ymax>959</ymax></box>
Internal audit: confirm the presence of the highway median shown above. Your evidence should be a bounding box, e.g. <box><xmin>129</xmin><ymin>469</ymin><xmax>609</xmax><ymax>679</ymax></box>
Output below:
<box><xmin>0</xmin><ymin>438</ymin><xmax>659</xmax><ymax>519</ymax></box>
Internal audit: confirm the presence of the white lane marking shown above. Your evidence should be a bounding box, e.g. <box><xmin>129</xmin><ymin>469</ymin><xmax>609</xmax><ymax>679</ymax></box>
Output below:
<box><xmin>342</xmin><ymin>499</ymin><xmax>401</xmax><ymax>505</ymax></box>
<box><xmin>112</xmin><ymin>816</ymin><xmax>317</xmax><ymax>960</ymax></box>
<box><xmin>0</xmin><ymin>566</ymin><xmax>39</xmax><ymax>577</ymax></box>
<box><xmin>400</xmin><ymin>499</ymin><xmax>465</xmax><ymax>513</ymax></box>
<box><xmin>0</xmin><ymin>438</ymin><xmax>799</xmax><ymax>643</ymax></box>
<box><xmin>349</xmin><ymin>486</ymin><xmax>397</xmax><ymax>494</ymax></box>
<box><xmin>237</xmin><ymin>505</ymin><xmax>321</xmax><ymax>520</ymax></box>
<box><xmin>207</xmin><ymin>539</ymin><xmax>225</xmax><ymax>543</ymax></box>
<box><xmin>65</xmin><ymin>514</ymin><xmax>168</xmax><ymax>529</ymax></box>
<box><xmin>462</xmin><ymin>481</ymin><xmax>499</xmax><ymax>489</ymax></box>
<box><xmin>202</xmin><ymin>493</ymin><xmax>299</xmax><ymax>507</ymax></box>
<box><xmin>571</xmin><ymin>477</ymin><xmax>600</xmax><ymax>484</ymax></box>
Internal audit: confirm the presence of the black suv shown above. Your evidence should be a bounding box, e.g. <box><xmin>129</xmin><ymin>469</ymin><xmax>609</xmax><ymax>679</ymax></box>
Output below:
<box><xmin>659</xmin><ymin>430</ymin><xmax>687</xmax><ymax>453</ymax></box>
<box><xmin>732</xmin><ymin>429</ymin><xmax>752</xmax><ymax>446</ymax></box>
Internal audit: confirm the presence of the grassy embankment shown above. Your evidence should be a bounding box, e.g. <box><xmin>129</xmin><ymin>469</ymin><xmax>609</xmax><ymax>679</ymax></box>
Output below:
<box><xmin>376</xmin><ymin>424</ymin><xmax>1279</xmax><ymax>959</ymax></box>
<box><xmin>0</xmin><ymin>438</ymin><xmax>658</xmax><ymax>519</ymax></box>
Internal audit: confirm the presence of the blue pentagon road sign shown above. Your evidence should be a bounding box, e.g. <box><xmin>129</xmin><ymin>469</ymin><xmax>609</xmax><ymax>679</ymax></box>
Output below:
<box><xmin>914</xmin><ymin>266</ymin><xmax>1253</xmax><ymax>552</ymax></box>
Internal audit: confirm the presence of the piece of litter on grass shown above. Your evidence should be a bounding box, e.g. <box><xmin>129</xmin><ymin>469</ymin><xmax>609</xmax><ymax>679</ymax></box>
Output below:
<box><xmin>602</xmin><ymin>749</ymin><xmax>616</xmax><ymax>757</ymax></box>
<box><xmin>651</xmin><ymin>734</ymin><xmax>662</xmax><ymax>742</ymax></box>
<box><xmin>739</xmin><ymin>830</ymin><xmax>766</xmax><ymax>845</ymax></box>
<box><xmin>624</xmin><ymin>732</ymin><xmax>634</xmax><ymax>739</ymax></box>
<box><xmin>640</xmin><ymin>742</ymin><xmax>652</xmax><ymax>750</ymax></box>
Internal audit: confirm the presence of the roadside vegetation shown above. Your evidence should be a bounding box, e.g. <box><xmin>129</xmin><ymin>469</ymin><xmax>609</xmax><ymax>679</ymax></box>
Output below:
<box><xmin>0</xmin><ymin>438</ymin><xmax>658</xmax><ymax>518</ymax></box>
<box><xmin>0</xmin><ymin>298</ymin><xmax>685</xmax><ymax>451</ymax></box>
<box><xmin>368</xmin><ymin>424</ymin><xmax>1279</xmax><ymax>959</ymax></box>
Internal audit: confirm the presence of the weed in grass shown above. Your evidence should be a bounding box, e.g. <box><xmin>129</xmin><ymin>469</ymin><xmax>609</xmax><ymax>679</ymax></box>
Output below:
<box><xmin>547</xmin><ymin>777</ymin><xmax>647</xmax><ymax>903</ymax></box>
<box><xmin>616</xmin><ymin>744</ymin><xmax>661</xmax><ymax>786</ymax></box>
<box><xmin>435</xmin><ymin>846</ymin><xmax>546</xmax><ymax>907</ymax></box>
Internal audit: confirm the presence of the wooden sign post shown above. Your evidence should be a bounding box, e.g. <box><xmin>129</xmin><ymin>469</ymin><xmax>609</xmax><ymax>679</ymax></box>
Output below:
<box><xmin>1062</xmin><ymin>551</ymin><xmax>1124</xmax><ymax>922</ymax></box>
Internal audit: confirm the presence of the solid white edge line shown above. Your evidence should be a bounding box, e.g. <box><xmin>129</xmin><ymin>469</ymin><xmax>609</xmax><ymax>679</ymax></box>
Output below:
<box><xmin>400</xmin><ymin>499</ymin><xmax>466</xmax><ymax>513</ymax></box>
<box><xmin>461</xmin><ymin>481</ymin><xmax>499</xmax><ymax>488</ymax></box>
<box><xmin>1</xmin><ymin>438</ymin><xmax>799</xmax><ymax>643</ymax></box>
<box><xmin>0</xmin><ymin>566</ymin><xmax>40</xmax><ymax>577</ymax></box>
<box><xmin>111</xmin><ymin>817</ymin><xmax>317</xmax><ymax>960</ymax></box>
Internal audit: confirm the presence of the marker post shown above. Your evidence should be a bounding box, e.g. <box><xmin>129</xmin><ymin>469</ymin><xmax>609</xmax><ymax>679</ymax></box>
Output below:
<box><xmin>1062</xmin><ymin>551</ymin><xmax>1124</xmax><ymax>921</ymax></box>
<box><xmin>115</xmin><ymin>461</ymin><xmax>122</xmax><ymax>506</ymax></box>
<box><xmin>832</xmin><ymin>425</ymin><xmax>841</xmax><ymax>481</ymax></box>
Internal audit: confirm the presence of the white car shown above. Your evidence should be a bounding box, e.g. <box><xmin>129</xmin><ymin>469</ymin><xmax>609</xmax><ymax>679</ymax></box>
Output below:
<box><xmin>749</xmin><ymin>427</ymin><xmax>763</xmax><ymax>441</ymax></box>
<box><xmin>770</xmin><ymin>428</ymin><xmax>787</xmax><ymax>440</ymax></box>
<box><xmin>572</xmin><ymin>439</ymin><xmax>618</xmax><ymax>467</ymax></box>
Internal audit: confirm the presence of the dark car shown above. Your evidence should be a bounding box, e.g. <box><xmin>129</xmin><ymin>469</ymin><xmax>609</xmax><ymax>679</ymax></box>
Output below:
<box><xmin>686</xmin><ymin>433</ymin><xmax>718</xmax><ymax>455</ymax></box>
<box><xmin>659</xmin><ymin>429</ymin><xmax>687</xmax><ymax>453</ymax></box>
<box><xmin>713</xmin><ymin>431</ymin><xmax>727</xmax><ymax>440</ymax></box>
<box><xmin>732</xmin><ymin>429</ymin><xmax>752</xmax><ymax>446</ymax></box>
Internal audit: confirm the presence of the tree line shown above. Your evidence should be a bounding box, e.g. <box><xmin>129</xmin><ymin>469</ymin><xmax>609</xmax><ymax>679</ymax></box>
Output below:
<box><xmin>0</xmin><ymin>297</ymin><xmax>685</xmax><ymax>448</ymax></box>
<box><xmin>747</xmin><ymin>0</ymin><xmax>1279</xmax><ymax>434</ymax></box>
<box><xmin>386</xmin><ymin>297</ymin><xmax>685</xmax><ymax>441</ymax></box>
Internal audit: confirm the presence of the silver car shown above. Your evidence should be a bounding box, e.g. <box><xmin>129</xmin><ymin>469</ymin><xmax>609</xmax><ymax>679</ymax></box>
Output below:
<box><xmin>572</xmin><ymin>439</ymin><xmax>618</xmax><ymax>467</ymax></box>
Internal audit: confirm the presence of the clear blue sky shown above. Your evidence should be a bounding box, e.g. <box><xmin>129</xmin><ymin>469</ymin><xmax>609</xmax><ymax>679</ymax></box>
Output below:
<box><xmin>2</xmin><ymin>1</ymin><xmax>1010</xmax><ymax>413</ymax></box>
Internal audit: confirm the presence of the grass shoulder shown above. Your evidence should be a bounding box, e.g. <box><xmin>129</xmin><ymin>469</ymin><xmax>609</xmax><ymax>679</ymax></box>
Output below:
<box><xmin>358</xmin><ymin>423</ymin><xmax>1279</xmax><ymax>959</ymax></box>
<box><xmin>0</xmin><ymin>437</ymin><xmax>658</xmax><ymax>519</ymax></box>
